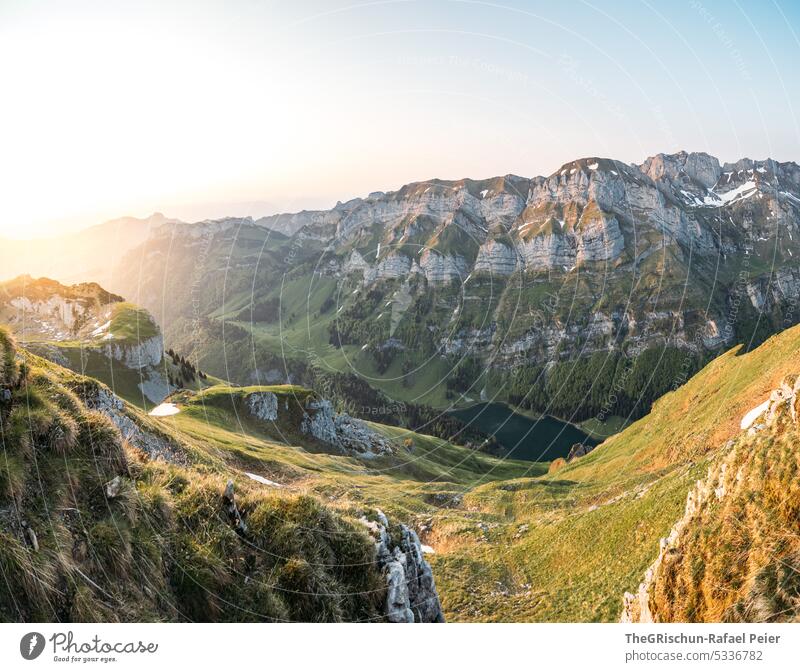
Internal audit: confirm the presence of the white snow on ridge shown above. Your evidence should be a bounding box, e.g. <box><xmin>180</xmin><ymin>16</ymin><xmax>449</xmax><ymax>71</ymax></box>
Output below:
<box><xmin>588</xmin><ymin>162</ymin><xmax>599</xmax><ymax>170</ymax></box>
<box><xmin>703</xmin><ymin>180</ymin><xmax>758</xmax><ymax>207</ymax></box>
<box><xmin>680</xmin><ymin>189</ymin><xmax>705</xmax><ymax>207</ymax></box>
<box><xmin>91</xmin><ymin>321</ymin><xmax>111</xmax><ymax>337</ymax></box>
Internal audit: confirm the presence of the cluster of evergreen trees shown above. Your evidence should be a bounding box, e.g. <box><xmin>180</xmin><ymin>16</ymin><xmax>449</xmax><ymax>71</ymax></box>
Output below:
<box><xmin>166</xmin><ymin>348</ymin><xmax>207</xmax><ymax>389</ymax></box>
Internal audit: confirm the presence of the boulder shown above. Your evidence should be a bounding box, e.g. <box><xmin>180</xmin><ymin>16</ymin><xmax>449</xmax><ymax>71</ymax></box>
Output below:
<box><xmin>105</xmin><ymin>476</ymin><xmax>123</xmax><ymax>499</ymax></box>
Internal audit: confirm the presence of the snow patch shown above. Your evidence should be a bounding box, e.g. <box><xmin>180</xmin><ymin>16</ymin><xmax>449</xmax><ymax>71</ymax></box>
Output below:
<box><xmin>740</xmin><ymin>400</ymin><xmax>770</xmax><ymax>430</ymax></box>
<box><xmin>149</xmin><ymin>402</ymin><xmax>180</xmax><ymax>417</ymax></box>
<box><xmin>703</xmin><ymin>180</ymin><xmax>758</xmax><ymax>206</ymax></box>
<box><xmin>244</xmin><ymin>472</ymin><xmax>283</xmax><ymax>487</ymax></box>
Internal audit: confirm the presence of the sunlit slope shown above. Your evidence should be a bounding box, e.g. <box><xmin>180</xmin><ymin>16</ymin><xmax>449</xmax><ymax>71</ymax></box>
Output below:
<box><xmin>7</xmin><ymin>321</ymin><xmax>799</xmax><ymax>622</ymax></box>
<box><xmin>0</xmin><ymin>332</ymin><xmax>387</xmax><ymax>622</ymax></box>
<box><xmin>628</xmin><ymin>396</ymin><xmax>800</xmax><ymax>622</ymax></box>
<box><xmin>428</xmin><ymin>324</ymin><xmax>800</xmax><ymax>621</ymax></box>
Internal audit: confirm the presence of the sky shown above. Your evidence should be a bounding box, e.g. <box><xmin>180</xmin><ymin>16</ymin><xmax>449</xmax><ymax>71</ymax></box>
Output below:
<box><xmin>1</xmin><ymin>0</ymin><xmax>799</xmax><ymax>238</ymax></box>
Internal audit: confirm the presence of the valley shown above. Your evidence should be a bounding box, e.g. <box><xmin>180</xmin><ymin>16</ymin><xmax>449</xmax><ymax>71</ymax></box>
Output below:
<box><xmin>2</xmin><ymin>151</ymin><xmax>795</xmax><ymax>442</ymax></box>
<box><xmin>2</xmin><ymin>149</ymin><xmax>800</xmax><ymax>623</ymax></box>
<box><xmin>3</xmin><ymin>273</ymin><xmax>800</xmax><ymax>621</ymax></box>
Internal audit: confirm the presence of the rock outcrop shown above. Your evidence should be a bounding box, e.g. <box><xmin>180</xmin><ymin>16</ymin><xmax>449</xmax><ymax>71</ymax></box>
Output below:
<box><xmin>301</xmin><ymin>398</ymin><xmax>393</xmax><ymax>457</ymax></box>
<box><xmin>362</xmin><ymin>510</ymin><xmax>445</xmax><ymax>623</ymax></box>
<box><xmin>566</xmin><ymin>442</ymin><xmax>594</xmax><ymax>461</ymax></box>
<box><xmin>103</xmin><ymin>333</ymin><xmax>163</xmax><ymax>369</ymax></box>
<box><xmin>246</xmin><ymin>391</ymin><xmax>279</xmax><ymax>422</ymax></box>
<box><xmin>79</xmin><ymin>382</ymin><xmax>185</xmax><ymax>464</ymax></box>
<box><xmin>0</xmin><ymin>276</ymin><xmax>170</xmax><ymax>404</ymax></box>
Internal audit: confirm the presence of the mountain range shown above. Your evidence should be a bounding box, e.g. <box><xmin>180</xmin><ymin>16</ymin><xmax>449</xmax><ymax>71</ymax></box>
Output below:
<box><xmin>3</xmin><ymin>148</ymin><xmax>800</xmax><ymax>622</ymax></box>
<box><xmin>3</xmin><ymin>150</ymin><xmax>800</xmax><ymax>427</ymax></box>
<box><xmin>99</xmin><ymin>152</ymin><xmax>800</xmax><ymax>425</ymax></box>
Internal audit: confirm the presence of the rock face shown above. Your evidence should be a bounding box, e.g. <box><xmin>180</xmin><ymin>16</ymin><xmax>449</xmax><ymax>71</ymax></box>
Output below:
<box><xmin>0</xmin><ymin>276</ymin><xmax>122</xmax><ymax>341</ymax></box>
<box><xmin>640</xmin><ymin>150</ymin><xmax>722</xmax><ymax>189</ymax></box>
<box><xmin>8</xmin><ymin>295</ymin><xmax>88</xmax><ymax>333</ymax></box>
<box><xmin>301</xmin><ymin>398</ymin><xmax>393</xmax><ymax>457</ymax></box>
<box><xmin>109</xmin><ymin>150</ymin><xmax>800</xmax><ymax>411</ymax></box>
<box><xmin>419</xmin><ymin>250</ymin><xmax>469</xmax><ymax>284</ymax></box>
<box><xmin>103</xmin><ymin>333</ymin><xmax>163</xmax><ymax>369</ymax></box>
<box><xmin>246</xmin><ymin>391</ymin><xmax>278</xmax><ymax>422</ymax></box>
<box><xmin>0</xmin><ymin>276</ymin><xmax>170</xmax><ymax>404</ymax></box>
<box><xmin>79</xmin><ymin>383</ymin><xmax>185</xmax><ymax>464</ymax></box>
<box><xmin>473</xmin><ymin>239</ymin><xmax>519</xmax><ymax>276</ymax></box>
<box><xmin>363</xmin><ymin>510</ymin><xmax>445</xmax><ymax>623</ymax></box>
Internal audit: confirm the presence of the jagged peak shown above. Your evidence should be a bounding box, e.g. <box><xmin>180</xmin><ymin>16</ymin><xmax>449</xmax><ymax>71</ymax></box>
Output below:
<box><xmin>638</xmin><ymin>150</ymin><xmax>722</xmax><ymax>189</ymax></box>
<box><xmin>549</xmin><ymin>156</ymin><xmax>627</xmax><ymax>178</ymax></box>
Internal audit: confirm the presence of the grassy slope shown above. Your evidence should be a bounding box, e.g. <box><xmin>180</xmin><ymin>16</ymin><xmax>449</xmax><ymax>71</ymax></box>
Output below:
<box><xmin>164</xmin><ymin>384</ymin><xmax>537</xmax><ymax>515</ymax></box>
<box><xmin>427</xmin><ymin>324</ymin><xmax>800</xmax><ymax>621</ymax></box>
<box><xmin>648</xmin><ymin>405</ymin><xmax>800</xmax><ymax>622</ymax></box>
<box><xmin>107</xmin><ymin>302</ymin><xmax>159</xmax><ymax>343</ymax></box>
<box><xmin>5</xmin><ymin>320</ymin><xmax>800</xmax><ymax>622</ymax></box>
<box><xmin>0</xmin><ymin>333</ymin><xmax>386</xmax><ymax>622</ymax></box>
<box><xmin>130</xmin><ymin>324</ymin><xmax>800</xmax><ymax>622</ymax></box>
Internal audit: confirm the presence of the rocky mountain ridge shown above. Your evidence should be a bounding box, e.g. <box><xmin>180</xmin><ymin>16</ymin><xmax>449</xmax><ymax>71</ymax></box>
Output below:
<box><xmin>0</xmin><ymin>276</ymin><xmax>170</xmax><ymax>404</ymax></box>
<box><xmin>63</xmin><ymin>149</ymin><xmax>800</xmax><ymax>421</ymax></box>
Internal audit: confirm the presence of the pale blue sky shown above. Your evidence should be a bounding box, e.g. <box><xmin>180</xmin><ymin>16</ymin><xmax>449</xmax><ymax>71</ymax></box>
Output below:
<box><xmin>1</xmin><ymin>0</ymin><xmax>798</xmax><ymax>235</ymax></box>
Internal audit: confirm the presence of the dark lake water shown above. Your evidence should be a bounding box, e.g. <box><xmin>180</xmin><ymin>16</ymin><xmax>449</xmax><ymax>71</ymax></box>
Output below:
<box><xmin>449</xmin><ymin>402</ymin><xmax>597</xmax><ymax>462</ymax></box>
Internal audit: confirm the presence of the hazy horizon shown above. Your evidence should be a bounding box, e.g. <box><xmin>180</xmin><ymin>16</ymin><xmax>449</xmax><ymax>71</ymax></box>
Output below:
<box><xmin>2</xmin><ymin>0</ymin><xmax>799</xmax><ymax>237</ymax></box>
